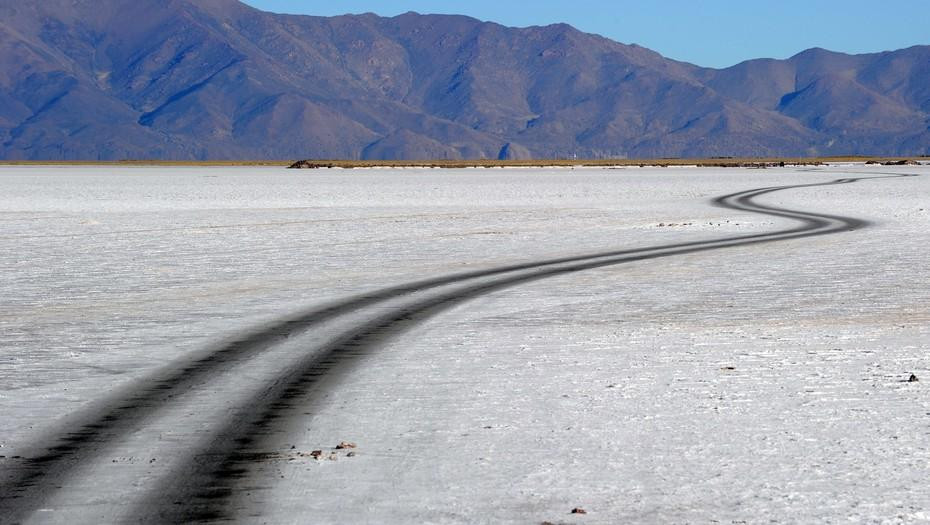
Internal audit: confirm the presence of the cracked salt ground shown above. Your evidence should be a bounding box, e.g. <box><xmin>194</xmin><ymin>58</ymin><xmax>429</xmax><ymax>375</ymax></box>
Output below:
<box><xmin>1</xmin><ymin>164</ymin><xmax>928</xmax><ymax>523</ymax></box>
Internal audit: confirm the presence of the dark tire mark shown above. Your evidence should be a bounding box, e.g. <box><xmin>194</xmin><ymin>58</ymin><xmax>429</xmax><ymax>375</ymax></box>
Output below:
<box><xmin>0</xmin><ymin>173</ymin><xmax>917</xmax><ymax>523</ymax></box>
<box><xmin>134</xmin><ymin>173</ymin><xmax>915</xmax><ymax>522</ymax></box>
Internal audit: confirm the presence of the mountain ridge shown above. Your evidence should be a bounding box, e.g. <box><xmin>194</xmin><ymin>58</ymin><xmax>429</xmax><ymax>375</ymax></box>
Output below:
<box><xmin>0</xmin><ymin>0</ymin><xmax>927</xmax><ymax>160</ymax></box>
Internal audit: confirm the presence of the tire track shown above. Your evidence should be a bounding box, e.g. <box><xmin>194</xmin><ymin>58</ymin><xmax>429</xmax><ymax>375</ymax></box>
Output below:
<box><xmin>0</xmin><ymin>173</ymin><xmax>916</xmax><ymax>524</ymax></box>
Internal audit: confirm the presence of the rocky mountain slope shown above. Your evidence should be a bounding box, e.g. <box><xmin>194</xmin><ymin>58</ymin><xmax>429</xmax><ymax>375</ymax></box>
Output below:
<box><xmin>0</xmin><ymin>0</ymin><xmax>927</xmax><ymax>160</ymax></box>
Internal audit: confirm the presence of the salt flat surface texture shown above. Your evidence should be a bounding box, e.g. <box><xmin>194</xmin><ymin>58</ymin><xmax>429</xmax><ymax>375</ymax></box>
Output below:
<box><xmin>1</xmin><ymin>165</ymin><xmax>928</xmax><ymax>523</ymax></box>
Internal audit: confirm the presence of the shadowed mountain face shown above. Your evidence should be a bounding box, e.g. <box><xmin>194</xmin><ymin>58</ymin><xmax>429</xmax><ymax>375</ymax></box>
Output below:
<box><xmin>0</xmin><ymin>0</ymin><xmax>927</xmax><ymax>160</ymax></box>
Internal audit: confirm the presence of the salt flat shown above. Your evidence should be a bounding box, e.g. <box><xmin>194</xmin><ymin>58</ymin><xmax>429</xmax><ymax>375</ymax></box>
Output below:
<box><xmin>0</xmin><ymin>165</ymin><xmax>928</xmax><ymax>523</ymax></box>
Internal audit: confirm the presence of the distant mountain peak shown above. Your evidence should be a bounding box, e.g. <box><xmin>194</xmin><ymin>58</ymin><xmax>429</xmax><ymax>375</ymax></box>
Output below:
<box><xmin>0</xmin><ymin>0</ymin><xmax>927</xmax><ymax>160</ymax></box>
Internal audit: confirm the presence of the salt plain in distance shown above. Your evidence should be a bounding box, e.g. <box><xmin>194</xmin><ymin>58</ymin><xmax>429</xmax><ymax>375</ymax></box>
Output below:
<box><xmin>0</xmin><ymin>164</ymin><xmax>928</xmax><ymax>523</ymax></box>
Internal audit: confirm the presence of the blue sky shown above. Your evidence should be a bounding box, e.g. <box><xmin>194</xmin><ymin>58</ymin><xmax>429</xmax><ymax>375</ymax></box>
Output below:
<box><xmin>243</xmin><ymin>1</ymin><xmax>929</xmax><ymax>68</ymax></box>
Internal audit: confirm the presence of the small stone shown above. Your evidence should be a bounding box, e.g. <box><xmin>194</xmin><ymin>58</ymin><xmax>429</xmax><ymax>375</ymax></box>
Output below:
<box><xmin>346</xmin><ymin>451</ymin><xmax>356</xmax><ymax>457</ymax></box>
<box><xmin>309</xmin><ymin>450</ymin><xmax>323</xmax><ymax>459</ymax></box>
<box><xmin>571</xmin><ymin>507</ymin><xmax>587</xmax><ymax>514</ymax></box>
<box><xmin>908</xmin><ymin>374</ymin><xmax>919</xmax><ymax>382</ymax></box>
<box><xmin>328</xmin><ymin>452</ymin><xmax>338</xmax><ymax>461</ymax></box>
<box><xmin>335</xmin><ymin>441</ymin><xmax>357</xmax><ymax>450</ymax></box>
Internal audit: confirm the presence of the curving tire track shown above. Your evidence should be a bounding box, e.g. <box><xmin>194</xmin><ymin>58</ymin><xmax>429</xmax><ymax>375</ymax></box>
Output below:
<box><xmin>0</xmin><ymin>173</ymin><xmax>917</xmax><ymax>524</ymax></box>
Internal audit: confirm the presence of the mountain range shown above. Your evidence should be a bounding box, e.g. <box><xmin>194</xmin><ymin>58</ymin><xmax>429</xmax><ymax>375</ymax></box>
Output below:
<box><xmin>1</xmin><ymin>0</ymin><xmax>928</xmax><ymax>160</ymax></box>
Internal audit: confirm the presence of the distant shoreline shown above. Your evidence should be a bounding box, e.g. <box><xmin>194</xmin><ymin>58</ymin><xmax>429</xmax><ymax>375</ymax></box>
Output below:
<box><xmin>0</xmin><ymin>156</ymin><xmax>926</xmax><ymax>169</ymax></box>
